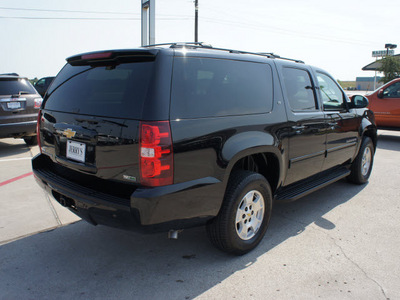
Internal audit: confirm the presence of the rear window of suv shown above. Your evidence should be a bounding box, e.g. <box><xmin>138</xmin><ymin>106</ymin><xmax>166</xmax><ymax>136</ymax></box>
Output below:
<box><xmin>0</xmin><ymin>78</ymin><xmax>37</xmax><ymax>95</ymax></box>
<box><xmin>44</xmin><ymin>62</ymin><xmax>154</xmax><ymax>119</ymax></box>
<box><xmin>171</xmin><ymin>57</ymin><xmax>273</xmax><ymax>119</ymax></box>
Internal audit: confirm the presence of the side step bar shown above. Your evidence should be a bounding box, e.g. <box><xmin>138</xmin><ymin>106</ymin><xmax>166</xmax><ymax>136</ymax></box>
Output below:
<box><xmin>275</xmin><ymin>167</ymin><xmax>351</xmax><ymax>202</ymax></box>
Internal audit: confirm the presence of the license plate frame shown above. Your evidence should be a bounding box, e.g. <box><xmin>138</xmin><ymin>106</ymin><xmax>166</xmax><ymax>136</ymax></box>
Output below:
<box><xmin>66</xmin><ymin>140</ymin><xmax>86</xmax><ymax>163</ymax></box>
<box><xmin>7</xmin><ymin>102</ymin><xmax>21</xmax><ymax>109</ymax></box>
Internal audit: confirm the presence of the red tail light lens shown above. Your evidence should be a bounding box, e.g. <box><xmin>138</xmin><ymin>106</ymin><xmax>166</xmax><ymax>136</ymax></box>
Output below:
<box><xmin>81</xmin><ymin>52</ymin><xmax>112</xmax><ymax>60</ymax></box>
<box><xmin>34</xmin><ymin>97</ymin><xmax>43</xmax><ymax>109</ymax></box>
<box><xmin>139</xmin><ymin>121</ymin><xmax>173</xmax><ymax>187</ymax></box>
<box><xmin>36</xmin><ymin>110</ymin><xmax>42</xmax><ymax>152</ymax></box>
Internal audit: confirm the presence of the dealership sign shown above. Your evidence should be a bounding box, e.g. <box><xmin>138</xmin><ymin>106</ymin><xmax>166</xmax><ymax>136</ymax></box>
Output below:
<box><xmin>372</xmin><ymin>50</ymin><xmax>394</xmax><ymax>57</ymax></box>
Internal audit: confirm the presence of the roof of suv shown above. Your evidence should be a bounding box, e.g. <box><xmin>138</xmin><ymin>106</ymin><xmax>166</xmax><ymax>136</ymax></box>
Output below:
<box><xmin>66</xmin><ymin>42</ymin><xmax>305</xmax><ymax>67</ymax></box>
<box><xmin>142</xmin><ymin>42</ymin><xmax>305</xmax><ymax>63</ymax></box>
<box><xmin>0</xmin><ymin>74</ymin><xmax>28</xmax><ymax>80</ymax></box>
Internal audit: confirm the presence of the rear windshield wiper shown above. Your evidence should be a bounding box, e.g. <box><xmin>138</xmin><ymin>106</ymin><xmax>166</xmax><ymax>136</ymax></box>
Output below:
<box><xmin>76</xmin><ymin>118</ymin><xmax>128</xmax><ymax>128</ymax></box>
<box><xmin>19</xmin><ymin>91</ymin><xmax>31</xmax><ymax>95</ymax></box>
<box><xmin>102</xmin><ymin>119</ymin><xmax>128</xmax><ymax>128</ymax></box>
<box><xmin>11</xmin><ymin>91</ymin><xmax>31</xmax><ymax>97</ymax></box>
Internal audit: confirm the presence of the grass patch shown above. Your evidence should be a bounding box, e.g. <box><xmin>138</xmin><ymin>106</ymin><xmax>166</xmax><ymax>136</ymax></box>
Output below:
<box><xmin>337</xmin><ymin>80</ymin><xmax>356</xmax><ymax>89</ymax></box>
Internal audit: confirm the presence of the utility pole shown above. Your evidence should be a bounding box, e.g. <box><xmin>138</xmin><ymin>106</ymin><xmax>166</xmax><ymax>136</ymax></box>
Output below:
<box><xmin>194</xmin><ymin>0</ymin><xmax>198</xmax><ymax>43</ymax></box>
<box><xmin>141</xmin><ymin>0</ymin><xmax>155</xmax><ymax>46</ymax></box>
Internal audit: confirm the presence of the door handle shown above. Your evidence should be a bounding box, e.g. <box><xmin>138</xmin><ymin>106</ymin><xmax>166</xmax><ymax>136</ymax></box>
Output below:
<box><xmin>292</xmin><ymin>125</ymin><xmax>306</xmax><ymax>130</ymax></box>
<box><xmin>327</xmin><ymin>122</ymin><xmax>337</xmax><ymax>130</ymax></box>
<box><xmin>292</xmin><ymin>125</ymin><xmax>306</xmax><ymax>134</ymax></box>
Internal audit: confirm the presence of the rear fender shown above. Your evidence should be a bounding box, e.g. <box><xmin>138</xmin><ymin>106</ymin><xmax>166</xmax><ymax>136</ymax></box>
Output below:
<box><xmin>360</xmin><ymin>110</ymin><xmax>378</xmax><ymax>149</ymax></box>
<box><xmin>221</xmin><ymin>131</ymin><xmax>284</xmax><ymax>189</ymax></box>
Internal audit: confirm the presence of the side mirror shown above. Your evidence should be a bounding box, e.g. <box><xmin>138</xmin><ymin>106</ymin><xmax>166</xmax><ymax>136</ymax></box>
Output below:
<box><xmin>377</xmin><ymin>89</ymin><xmax>384</xmax><ymax>99</ymax></box>
<box><xmin>349</xmin><ymin>95</ymin><xmax>369</xmax><ymax>109</ymax></box>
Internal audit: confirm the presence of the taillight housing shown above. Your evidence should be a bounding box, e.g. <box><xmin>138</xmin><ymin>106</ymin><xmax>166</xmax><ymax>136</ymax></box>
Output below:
<box><xmin>139</xmin><ymin>121</ymin><xmax>173</xmax><ymax>187</ymax></box>
<box><xmin>34</xmin><ymin>97</ymin><xmax>43</xmax><ymax>109</ymax></box>
<box><xmin>81</xmin><ymin>52</ymin><xmax>112</xmax><ymax>60</ymax></box>
<box><xmin>36</xmin><ymin>110</ymin><xmax>42</xmax><ymax>152</ymax></box>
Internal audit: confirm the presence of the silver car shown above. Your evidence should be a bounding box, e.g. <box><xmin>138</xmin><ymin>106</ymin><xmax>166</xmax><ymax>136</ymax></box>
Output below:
<box><xmin>0</xmin><ymin>74</ymin><xmax>42</xmax><ymax>145</ymax></box>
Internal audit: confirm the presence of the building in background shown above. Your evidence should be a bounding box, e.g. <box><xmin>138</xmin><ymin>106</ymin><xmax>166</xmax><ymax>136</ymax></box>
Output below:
<box><xmin>355</xmin><ymin>77</ymin><xmax>383</xmax><ymax>91</ymax></box>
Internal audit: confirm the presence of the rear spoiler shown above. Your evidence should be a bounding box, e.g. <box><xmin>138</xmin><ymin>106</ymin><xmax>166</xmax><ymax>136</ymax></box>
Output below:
<box><xmin>67</xmin><ymin>49</ymin><xmax>158</xmax><ymax>66</ymax></box>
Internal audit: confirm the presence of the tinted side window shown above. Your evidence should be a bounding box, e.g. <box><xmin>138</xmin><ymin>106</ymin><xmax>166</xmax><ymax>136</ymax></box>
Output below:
<box><xmin>171</xmin><ymin>57</ymin><xmax>273</xmax><ymax>119</ymax></box>
<box><xmin>316</xmin><ymin>73</ymin><xmax>346</xmax><ymax>111</ymax></box>
<box><xmin>282</xmin><ymin>68</ymin><xmax>317</xmax><ymax>111</ymax></box>
<box><xmin>35</xmin><ymin>79</ymin><xmax>45</xmax><ymax>88</ymax></box>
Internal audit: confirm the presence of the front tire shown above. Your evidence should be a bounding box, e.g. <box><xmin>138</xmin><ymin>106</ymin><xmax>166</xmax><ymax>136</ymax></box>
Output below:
<box><xmin>348</xmin><ymin>137</ymin><xmax>374</xmax><ymax>184</ymax></box>
<box><xmin>206</xmin><ymin>170</ymin><xmax>273</xmax><ymax>255</ymax></box>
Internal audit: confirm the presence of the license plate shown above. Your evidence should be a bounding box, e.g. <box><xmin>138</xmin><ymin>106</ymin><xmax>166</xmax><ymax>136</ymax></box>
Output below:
<box><xmin>66</xmin><ymin>140</ymin><xmax>86</xmax><ymax>163</ymax></box>
<box><xmin>7</xmin><ymin>102</ymin><xmax>21</xmax><ymax>109</ymax></box>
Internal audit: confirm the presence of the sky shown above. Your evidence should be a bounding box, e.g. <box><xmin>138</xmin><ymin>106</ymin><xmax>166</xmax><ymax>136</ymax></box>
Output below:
<box><xmin>0</xmin><ymin>0</ymin><xmax>399</xmax><ymax>81</ymax></box>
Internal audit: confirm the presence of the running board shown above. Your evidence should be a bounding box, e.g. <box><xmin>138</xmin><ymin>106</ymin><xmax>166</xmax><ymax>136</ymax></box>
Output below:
<box><xmin>275</xmin><ymin>167</ymin><xmax>351</xmax><ymax>202</ymax></box>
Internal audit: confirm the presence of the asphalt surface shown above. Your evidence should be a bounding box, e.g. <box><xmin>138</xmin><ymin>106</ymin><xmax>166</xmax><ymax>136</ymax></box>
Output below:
<box><xmin>0</xmin><ymin>130</ymin><xmax>399</xmax><ymax>300</ymax></box>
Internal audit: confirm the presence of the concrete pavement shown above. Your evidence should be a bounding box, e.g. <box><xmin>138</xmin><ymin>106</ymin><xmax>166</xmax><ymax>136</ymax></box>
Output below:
<box><xmin>0</xmin><ymin>131</ymin><xmax>399</xmax><ymax>299</ymax></box>
<box><xmin>0</xmin><ymin>139</ymin><xmax>80</xmax><ymax>245</ymax></box>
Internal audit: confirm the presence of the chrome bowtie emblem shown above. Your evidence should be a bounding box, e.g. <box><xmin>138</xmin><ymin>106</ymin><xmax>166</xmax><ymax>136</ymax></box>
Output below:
<box><xmin>63</xmin><ymin>128</ymin><xmax>76</xmax><ymax>138</ymax></box>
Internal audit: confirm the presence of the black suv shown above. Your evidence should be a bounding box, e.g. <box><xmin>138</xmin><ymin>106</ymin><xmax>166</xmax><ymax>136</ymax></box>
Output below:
<box><xmin>34</xmin><ymin>76</ymin><xmax>55</xmax><ymax>97</ymax></box>
<box><xmin>32</xmin><ymin>43</ymin><xmax>377</xmax><ymax>255</ymax></box>
<box><xmin>1</xmin><ymin>74</ymin><xmax>42</xmax><ymax>145</ymax></box>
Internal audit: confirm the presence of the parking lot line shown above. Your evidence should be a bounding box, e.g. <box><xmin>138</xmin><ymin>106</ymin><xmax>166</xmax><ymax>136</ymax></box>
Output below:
<box><xmin>0</xmin><ymin>157</ymin><xmax>32</xmax><ymax>162</ymax></box>
<box><xmin>0</xmin><ymin>172</ymin><xmax>33</xmax><ymax>187</ymax></box>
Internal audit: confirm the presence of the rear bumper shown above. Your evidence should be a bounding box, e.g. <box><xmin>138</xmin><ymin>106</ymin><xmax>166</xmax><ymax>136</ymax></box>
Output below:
<box><xmin>32</xmin><ymin>154</ymin><xmax>223</xmax><ymax>232</ymax></box>
<box><xmin>0</xmin><ymin>121</ymin><xmax>36</xmax><ymax>138</ymax></box>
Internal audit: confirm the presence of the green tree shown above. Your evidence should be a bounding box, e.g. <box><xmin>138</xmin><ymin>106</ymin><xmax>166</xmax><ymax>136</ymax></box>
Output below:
<box><xmin>378</xmin><ymin>55</ymin><xmax>400</xmax><ymax>84</ymax></box>
<box><xmin>29</xmin><ymin>77</ymin><xmax>38</xmax><ymax>85</ymax></box>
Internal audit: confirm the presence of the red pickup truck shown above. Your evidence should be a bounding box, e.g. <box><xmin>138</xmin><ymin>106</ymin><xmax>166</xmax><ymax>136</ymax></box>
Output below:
<box><xmin>366</xmin><ymin>78</ymin><xmax>400</xmax><ymax>129</ymax></box>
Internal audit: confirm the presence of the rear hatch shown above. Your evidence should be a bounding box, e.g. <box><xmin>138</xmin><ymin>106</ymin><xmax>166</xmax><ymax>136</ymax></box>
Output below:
<box><xmin>0</xmin><ymin>77</ymin><xmax>41</xmax><ymax>125</ymax></box>
<box><xmin>39</xmin><ymin>49</ymin><xmax>171</xmax><ymax>185</ymax></box>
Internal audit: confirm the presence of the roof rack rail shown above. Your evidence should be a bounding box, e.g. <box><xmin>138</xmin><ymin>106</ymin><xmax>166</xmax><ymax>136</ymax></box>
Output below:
<box><xmin>258</xmin><ymin>52</ymin><xmax>304</xmax><ymax>64</ymax></box>
<box><xmin>142</xmin><ymin>42</ymin><xmax>212</xmax><ymax>48</ymax></box>
<box><xmin>195</xmin><ymin>46</ymin><xmax>304</xmax><ymax>64</ymax></box>
<box><xmin>141</xmin><ymin>42</ymin><xmax>304</xmax><ymax>64</ymax></box>
<box><xmin>0</xmin><ymin>73</ymin><xmax>19</xmax><ymax>76</ymax></box>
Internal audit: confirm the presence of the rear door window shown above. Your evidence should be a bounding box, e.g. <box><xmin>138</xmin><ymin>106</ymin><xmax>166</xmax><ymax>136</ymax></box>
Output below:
<box><xmin>282</xmin><ymin>67</ymin><xmax>318</xmax><ymax>111</ymax></box>
<box><xmin>44</xmin><ymin>62</ymin><xmax>154</xmax><ymax>119</ymax></box>
<box><xmin>171</xmin><ymin>57</ymin><xmax>273</xmax><ymax>119</ymax></box>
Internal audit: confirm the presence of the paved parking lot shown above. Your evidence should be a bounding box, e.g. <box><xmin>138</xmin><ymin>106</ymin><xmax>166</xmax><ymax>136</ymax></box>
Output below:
<box><xmin>1</xmin><ymin>130</ymin><xmax>399</xmax><ymax>299</ymax></box>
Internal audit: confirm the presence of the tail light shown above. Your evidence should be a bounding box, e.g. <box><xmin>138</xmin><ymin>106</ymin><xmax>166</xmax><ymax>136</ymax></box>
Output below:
<box><xmin>36</xmin><ymin>110</ymin><xmax>42</xmax><ymax>152</ymax></box>
<box><xmin>34</xmin><ymin>97</ymin><xmax>43</xmax><ymax>109</ymax></box>
<box><xmin>139</xmin><ymin>121</ymin><xmax>173</xmax><ymax>187</ymax></box>
<box><xmin>81</xmin><ymin>52</ymin><xmax>112</xmax><ymax>60</ymax></box>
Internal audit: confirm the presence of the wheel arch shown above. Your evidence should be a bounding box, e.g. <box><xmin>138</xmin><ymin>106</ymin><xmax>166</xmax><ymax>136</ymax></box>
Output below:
<box><xmin>223</xmin><ymin>146</ymin><xmax>283</xmax><ymax>195</ymax></box>
<box><xmin>360</xmin><ymin>110</ymin><xmax>378</xmax><ymax>150</ymax></box>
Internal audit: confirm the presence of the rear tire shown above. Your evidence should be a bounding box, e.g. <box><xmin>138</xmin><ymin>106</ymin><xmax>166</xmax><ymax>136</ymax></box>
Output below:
<box><xmin>347</xmin><ymin>137</ymin><xmax>374</xmax><ymax>184</ymax></box>
<box><xmin>23</xmin><ymin>136</ymin><xmax>37</xmax><ymax>146</ymax></box>
<box><xmin>206</xmin><ymin>170</ymin><xmax>273</xmax><ymax>255</ymax></box>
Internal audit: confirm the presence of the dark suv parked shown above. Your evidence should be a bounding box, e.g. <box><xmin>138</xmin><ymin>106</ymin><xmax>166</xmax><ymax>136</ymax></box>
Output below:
<box><xmin>1</xmin><ymin>74</ymin><xmax>42</xmax><ymax>145</ymax></box>
<box><xmin>32</xmin><ymin>43</ymin><xmax>377</xmax><ymax>254</ymax></box>
<box><xmin>34</xmin><ymin>76</ymin><xmax>55</xmax><ymax>97</ymax></box>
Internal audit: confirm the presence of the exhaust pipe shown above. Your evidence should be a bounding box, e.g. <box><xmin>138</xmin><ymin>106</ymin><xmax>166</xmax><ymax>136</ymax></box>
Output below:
<box><xmin>168</xmin><ymin>230</ymin><xmax>182</xmax><ymax>239</ymax></box>
<box><xmin>59</xmin><ymin>196</ymin><xmax>67</xmax><ymax>207</ymax></box>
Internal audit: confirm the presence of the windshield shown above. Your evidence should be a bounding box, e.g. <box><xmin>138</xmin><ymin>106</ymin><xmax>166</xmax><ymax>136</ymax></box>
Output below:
<box><xmin>0</xmin><ymin>78</ymin><xmax>37</xmax><ymax>95</ymax></box>
<box><xmin>44</xmin><ymin>62</ymin><xmax>155</xmax><ymax>119</ymax></box>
